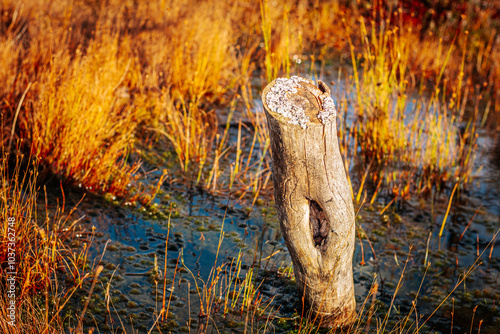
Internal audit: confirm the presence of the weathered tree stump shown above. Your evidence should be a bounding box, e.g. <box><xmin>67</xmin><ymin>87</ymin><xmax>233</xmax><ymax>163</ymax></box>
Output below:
<box><xmin>262</xmin><ymin>76</ymin><xmax>356</xmax><ymax>328</ymax></box>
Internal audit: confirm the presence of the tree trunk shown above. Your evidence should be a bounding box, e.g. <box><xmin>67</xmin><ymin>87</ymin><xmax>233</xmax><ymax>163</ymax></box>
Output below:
<box><xmin>262</xmin><ymin>76</ymin><xmax>356</xmax><ymax>328</ymax></box>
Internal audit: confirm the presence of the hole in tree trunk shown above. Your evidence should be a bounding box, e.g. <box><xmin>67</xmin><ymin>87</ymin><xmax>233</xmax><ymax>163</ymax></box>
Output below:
<box><xmin>318</xmin><ymin>81</ymin><xmax>328</xmax><ymax>94</ymax></box>
<box><xmin>309</xmin><ymin>200</ymin><xmax>329</xmax><ymax>250</ymax></box>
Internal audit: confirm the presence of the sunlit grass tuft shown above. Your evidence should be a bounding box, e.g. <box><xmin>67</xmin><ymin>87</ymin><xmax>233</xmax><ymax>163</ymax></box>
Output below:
<box><xmin>28</xmin><ymin>31</ymin><xmax>141</xmax><ymax>197</ymax></box>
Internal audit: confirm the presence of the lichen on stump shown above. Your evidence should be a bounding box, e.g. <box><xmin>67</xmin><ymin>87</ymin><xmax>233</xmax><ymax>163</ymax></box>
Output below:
<box><xmin>262</xmin><ymin>76</ymin><xmax>356</xmax><ymax>328</ymax></box>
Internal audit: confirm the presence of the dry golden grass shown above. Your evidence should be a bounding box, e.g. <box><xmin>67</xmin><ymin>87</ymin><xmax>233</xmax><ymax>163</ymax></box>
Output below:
<box><xmin>29</xmin><ymin>31</ymin><xmax>142</xmax><ymax>196</ymax></box>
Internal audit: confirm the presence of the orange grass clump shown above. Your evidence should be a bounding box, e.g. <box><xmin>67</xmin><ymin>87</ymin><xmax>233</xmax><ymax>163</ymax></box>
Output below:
<box><xmin>28</xmin><ymin>31</ymin><xmax>142</xmax><ymax>197</ymax></box>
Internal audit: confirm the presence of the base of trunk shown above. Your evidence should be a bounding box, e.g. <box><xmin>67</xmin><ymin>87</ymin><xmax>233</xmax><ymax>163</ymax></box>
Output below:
<box><xmin>307</xmin><ymin>300</ymin><xmax>356</xmax><ymax>329</ymax></box>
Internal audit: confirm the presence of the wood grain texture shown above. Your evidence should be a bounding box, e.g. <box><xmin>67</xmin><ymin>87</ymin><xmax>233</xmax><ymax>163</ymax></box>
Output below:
<box><xmin>262</xmin><ymin>77</ymin><xmax>356</xmax><ymax>328</ymax></box>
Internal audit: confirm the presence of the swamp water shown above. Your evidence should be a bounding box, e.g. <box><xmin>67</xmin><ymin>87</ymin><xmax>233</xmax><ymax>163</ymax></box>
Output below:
<box><xmin>57</xmin><ymin>76</ymin><xmax>499</xmax><ymax>334</ymax></box>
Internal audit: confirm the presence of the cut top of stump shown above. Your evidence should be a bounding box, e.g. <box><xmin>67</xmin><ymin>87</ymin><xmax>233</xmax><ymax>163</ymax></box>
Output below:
<box><xmin>263</xmin><ymin>76</ymin><xmax>337</xmax><ymax>129</ymax></box>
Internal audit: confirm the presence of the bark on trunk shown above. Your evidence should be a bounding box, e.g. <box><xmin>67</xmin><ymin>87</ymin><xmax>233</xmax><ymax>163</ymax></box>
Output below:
<box><xmin>262</xmin><ymin>76</ymin><xmax>356</xmax><ymax>328</ymax></box>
